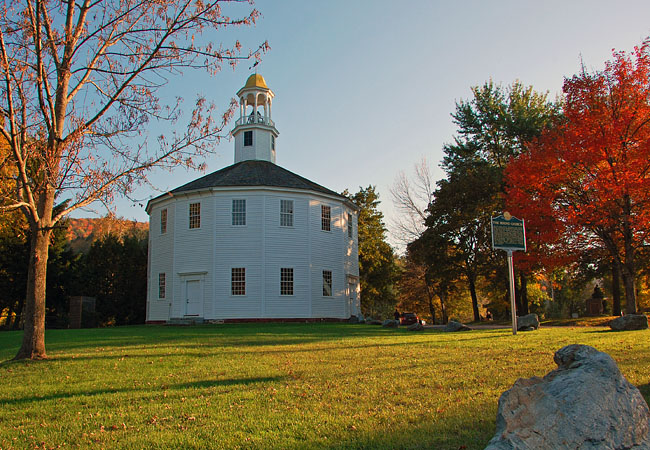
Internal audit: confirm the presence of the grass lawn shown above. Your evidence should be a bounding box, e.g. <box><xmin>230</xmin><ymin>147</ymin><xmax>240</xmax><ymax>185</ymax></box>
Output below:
<box><xmin>0</xmin><ymin>324</ymin><xmax>648</xmax><ymax>449</ymax></box>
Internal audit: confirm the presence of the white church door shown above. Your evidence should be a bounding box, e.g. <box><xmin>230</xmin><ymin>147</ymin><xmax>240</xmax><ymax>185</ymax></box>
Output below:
<box><xmin>185</xmin><ymin>279</ymin><xmax>203</xmax><ymax>317</ymax></box>
<box><xmin>348</xmin><ymin>281</ymin><xmax>356</xmax><ymax>317</ymax></box>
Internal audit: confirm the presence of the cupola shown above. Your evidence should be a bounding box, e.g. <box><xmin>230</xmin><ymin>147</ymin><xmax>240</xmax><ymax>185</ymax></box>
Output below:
<box><xmin>232</xmin><ymin>74</ymin><xmax>279</xmax><ymax>164</ymax></box>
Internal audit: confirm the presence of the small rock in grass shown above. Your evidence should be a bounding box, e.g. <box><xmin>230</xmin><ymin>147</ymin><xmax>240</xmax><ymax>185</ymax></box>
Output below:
<box><xmin>610</xmin><ymin>314</ymin><xmax>649</xmax><ymax>331</ymax></box>
<box><xmin>443</xmin><ymin>320</ymin><xmax>471</xmax><ymax>332</ymax></box>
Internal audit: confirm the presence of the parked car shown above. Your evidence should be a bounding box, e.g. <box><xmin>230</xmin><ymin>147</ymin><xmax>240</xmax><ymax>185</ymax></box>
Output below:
<box><xmin>399</xmin><ymin>312</ymin><xmax>421</xmax><ymax>326</ymax></box>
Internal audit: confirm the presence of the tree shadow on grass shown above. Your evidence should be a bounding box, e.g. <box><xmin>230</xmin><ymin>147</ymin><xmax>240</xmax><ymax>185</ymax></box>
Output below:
<box><xmin>0</xmin><ymin>375</ymin><xmax>285</xmax><ymax>406</ymax></box>
<box><xmin>301</xmin><ymin>410</ymin><xmax>495</xmax><ymax>450</ymax></box>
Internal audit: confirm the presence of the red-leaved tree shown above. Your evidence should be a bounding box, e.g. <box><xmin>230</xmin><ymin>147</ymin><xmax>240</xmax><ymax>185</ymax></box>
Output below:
<box><xmin>0</xmin><ymin>0</ymin><xmax>268</xmax><ymax>360</ymax></box>
<box><xmin>506</xmin><ymin>40</ymin><xmax>650</xmax><ymax>314</ymax></box>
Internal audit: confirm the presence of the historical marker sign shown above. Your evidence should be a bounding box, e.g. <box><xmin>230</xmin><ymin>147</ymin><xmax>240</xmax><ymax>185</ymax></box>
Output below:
<box><xmin>491</xmin><ymin>213</ymin><xmax>526</xmax><ymax>251</ymax></box>
<box><xmin>491</xmin><ymin>212</ymin><xmax>526</xmax><ymax>336</ymax></box>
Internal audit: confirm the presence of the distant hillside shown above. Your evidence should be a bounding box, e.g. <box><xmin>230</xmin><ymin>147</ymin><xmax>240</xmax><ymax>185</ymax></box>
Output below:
<box><xmin>65</xmin><ymin>217</ymin><xmax>148</xmax><ymax>254</ymax></box>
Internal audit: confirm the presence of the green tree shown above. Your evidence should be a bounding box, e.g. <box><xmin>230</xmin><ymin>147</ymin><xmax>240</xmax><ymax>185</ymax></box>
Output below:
<box><xmin>415</xmin><ymin>81</ymin><xmax>559</xmax><ymax>321</ymax></box>
<box><xmin>78</xmin><ymin>233</ymin><xmax>147</xmax><ymax>326</ymax></box>
<box><xmin>345</xmin><ymin>186</ymin><xmax>398</xmax><ymax>318</ymax></box>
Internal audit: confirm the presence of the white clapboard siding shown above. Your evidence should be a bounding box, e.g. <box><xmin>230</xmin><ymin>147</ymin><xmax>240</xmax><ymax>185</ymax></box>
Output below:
<box><xmin>213</xmin><ymin>193</ymin><xmax>264</xmax><ymax>318</ymax></box>
<box><xmin>147</xmin><ymin>186</ymin><xmax>357</xmax><ymax>321</ymax></box>
<box><xmin>264</xmin><ymin>194</ymin><xmax>311</xmax><ymax>317</ymax></box>
<box><xmin>147</xmin><ymin>201</ymin><xmax>175</xmax><ymax>321</ymax></box>
<box><xmin>171</xmin><ymin>194</ymin><xmax>214</xmax><ymax>318</ymax></box>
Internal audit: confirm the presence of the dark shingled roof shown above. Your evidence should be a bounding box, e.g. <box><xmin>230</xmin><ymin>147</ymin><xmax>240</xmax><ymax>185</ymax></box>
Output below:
<box><xmin>147</xmin><ymin>161</ymin><xmax>355</xmax><ymax>211</ymax></box>
<box><xmin>171</xmin><ymin>160</ymin><xmax>344</xmax><ymax>196</ymax></box>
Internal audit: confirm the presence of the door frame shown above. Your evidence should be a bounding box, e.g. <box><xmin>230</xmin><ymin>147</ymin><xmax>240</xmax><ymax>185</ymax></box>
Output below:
<box><xmin>178</xmin><ymin>271</ymin><xmax>207</xmax><ymax>317</ymax></box>
<box><xmin>346</xmin><ymin>275</ymin><xmax>360</xmax><ymax>317</ymax></box>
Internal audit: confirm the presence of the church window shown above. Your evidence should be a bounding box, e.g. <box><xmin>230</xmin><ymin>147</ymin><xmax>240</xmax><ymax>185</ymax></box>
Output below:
<box><xmin>280</xmin><ymin>268</ymin><xmax>294</xmax><ymax>296</ymax></box>
<box><xmin>347</xmin><ymin>212</ymin><xmax>353</xmax><ymax>238</ymax></box>
<box><xmin>280</xmin><ymin>200</ymin><xmax>293</xmax><ymax>227</ymax></box>
<box><xmin>232</xmin><ymin>199</ymin><xmax>246</xmax><ymax>226</ymax></box>
<box><xmin>322</xmin><ymin>270</ymin><xmax>332</xmax><ymax>297</ymax></box>
<box><xmin>271</xmin><ymin>135</ymin><xmax>275</xmax><ymax>151</ymax></box>
<box><xmin>189</xmin><ymin>202</ymin><xmax>200</xmax><ymax>229</ymax></box>
<box><xmin>161</xmin><ymin>208</ymin><xmax>167</xmax><ymax>234</ymax></box>
<box><xmin>321</xmin><ymin>205</ymin><xmax>331</xmax><ymax>231</ymax></box>
<box><xmin>231</xmin><ymin>268</ymin><xmax>246</xmax><ymax>295</ymax></box>
<box><xmin>158</xmin><ymin>273</ymin><xmax>166</xmax><ymax>299</ymax></box>
<box><xmin>244</xmin><ymin>130</ymin><xmax>253</xmax><ymax>147</ymax></box>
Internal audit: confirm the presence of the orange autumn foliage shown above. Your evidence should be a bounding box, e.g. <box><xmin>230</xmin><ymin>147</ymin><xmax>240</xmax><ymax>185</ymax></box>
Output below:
<box><xmin>506</xmin><ymin>40</ymin><xmax>650</xmax><ymax>313</ymax></box>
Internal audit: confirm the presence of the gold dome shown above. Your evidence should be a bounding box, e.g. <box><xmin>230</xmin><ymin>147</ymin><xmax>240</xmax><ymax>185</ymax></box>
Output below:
<box><xmin>244</xmin><ymin>73</ymin><xmax>268</xmax><ymax>89</ymax></box>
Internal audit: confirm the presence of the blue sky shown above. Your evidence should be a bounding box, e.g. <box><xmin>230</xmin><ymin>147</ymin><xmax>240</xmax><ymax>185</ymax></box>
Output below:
<box><xmin>96</xmin><ymin>0</ymin><xmax>650</xmax><ymax>247</ymax></box>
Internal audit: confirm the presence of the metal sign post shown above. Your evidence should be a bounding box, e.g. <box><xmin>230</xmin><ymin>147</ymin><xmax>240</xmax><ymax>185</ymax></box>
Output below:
<box><xmin>506</xmin><ymin>250</ymin><xmax>517</xmax><ymax>335</ymax></box>
<box><xmin>491</xmin><ymin>212</ymin><xmax>526</xmax><ymax>336</ymax></box>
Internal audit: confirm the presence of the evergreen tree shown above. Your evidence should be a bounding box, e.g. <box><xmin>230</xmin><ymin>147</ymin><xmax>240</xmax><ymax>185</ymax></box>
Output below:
<box><xmin>345</xmin><ymin>186</ymin><xmax>399</xmax><ymax>318</ymax></box>
<box><xmin>80</xmin><ymin>233</ymin><xmax>148</xmax><ymax>326</ymax></box>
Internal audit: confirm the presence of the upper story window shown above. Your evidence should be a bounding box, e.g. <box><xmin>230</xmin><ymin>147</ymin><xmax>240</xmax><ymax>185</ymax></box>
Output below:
<box><xmin>347</xmin><ymin>212</ymin><xmax>353</xmax><ymax>238</ymax></box>
<box><xmin>321</xmin><ymin>205</ymin><xmax>331</xmax><ymax>231</ymax></box>
<box><xmin>158</xmin><ymin>273</ymin><xmax>166</xmax><ymax>299</ymax></box>
<box><xmin>280</xmin><ymin>199</ymin><xmax>294</xmax><ymax>227</ymax></box>
<box><xmin>244</xmin><ymin>130</ymin><xmax>253</xmax><ymax>147</ymax></box>
<box><xmin>280</xmin><ymin>268</ymin><xmax>294</xmax><ymax>296</ymax></box>
<box><xmin>231</xmin><ymin>268</ymin><xmax>246</xmax><ymax>296</ymax></box>
<box><xmin>232</xmin><ymin>199</ymin><xmax>246</xmax><ymax>226</ymax></box>
<box><xmin>322</xmin><ymin>270</ymin><xmax>332</xmax><ymax>297</ymax></box>
<box><xmin>271</xmin><ymin>135</ymin><xmax>275</xmax><ymax>151</ymax></box>
<box><xmin>189</xmin><ymin>202</ymin><xmax>200</xmax><ymax>229</ymax></box>
<box><xmin>161</xmin><ymin>208</ymin><xmax>167</xmax><ymax>234</ymax></box>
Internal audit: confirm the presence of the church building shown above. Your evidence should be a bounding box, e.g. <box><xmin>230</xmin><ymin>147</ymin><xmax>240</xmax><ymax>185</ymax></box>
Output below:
<box><xmin>145</xmin><ymin>74</ymin><xmax>361</xmax><ymax>323</ymax></box>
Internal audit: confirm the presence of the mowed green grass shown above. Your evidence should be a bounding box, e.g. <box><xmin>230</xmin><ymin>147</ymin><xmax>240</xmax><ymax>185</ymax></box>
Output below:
<box><xmin>0</xmin><ymin>324</ymin><xmax>649</xmax><ymax>449</ymax></box>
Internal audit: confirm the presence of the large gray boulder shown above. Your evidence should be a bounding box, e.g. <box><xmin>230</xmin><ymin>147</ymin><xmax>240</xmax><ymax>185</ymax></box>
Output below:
<box><xmin>381</xmin><ymin>319</ymin><xmax>399</xmax><ymax>328</ymax></box>
<box><xmin>517</xmin><ymin>313</ymin><xmax>539</xmax><ymax>330</ymax></box>
<box><xmin>486</xmin><ymin>344</ymin><xmax>650</xmax><ymax>449</ymax></box>
<box><xmin>610</xmin><ymin>314</ymin><xmax>649</xmax><ymax>331</ymax></box>
<box><xmin>443</xmin><ymin>320</ymin><xmax>471</xmax><ymax>332</ymax></box>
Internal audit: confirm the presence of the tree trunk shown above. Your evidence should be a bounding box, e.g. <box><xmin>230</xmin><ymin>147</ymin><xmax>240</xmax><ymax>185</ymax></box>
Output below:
<box><xmin>13</xmin><ymin>227</ymin><xmax>51</xmax><ymax>360</ymax></box>
<box><xmin>621</xmin><ymin>267</ymin><xmax>637</xmax><ymax>315</ymax></box>
<box><xmin>621</xmin><ymin>195</ymin><xmax>638</xmax><ymax>314</ymax></box>
<box><xmin>519</xmin><ymin>272</ymin><xmax>529</xmax><ymax>316</ymax></box>
<box><xmin>427</xmin><ymin>297</ymin><xmax>436</xmax><ymax>325</ymax></box>
<box><xmin>438</xmin><ymin>291</ymin><xmax>448</xmax><ymax>324</ymax></box>
<box><xmin>611</xmin><ymin>260</ymin><xmax>622</xmax><ymax>316</ymax></box>
<box><xmin>468</xmin><ymin>273</ymin><xmax>480</xmax><ymax>322</ymax></box>
<box><xmin>424</xmin><ymin>283</ymin><xmax>437</xmax><ymax>325</ymax></box>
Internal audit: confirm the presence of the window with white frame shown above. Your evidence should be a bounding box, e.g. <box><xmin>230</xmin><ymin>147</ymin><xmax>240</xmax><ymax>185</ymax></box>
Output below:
<box><xmin>158</xmin><ymin>273</ymin><xmax>166</xmax><ymax>299</ymax></box>
<box><xmin>280</xmin><ymin>199</ymin><xmax>294</xmax><ymax>227</ymax></box>
<box><xmin>244</xmin><ymin>130</ymin><xmax>253</xmax><ymax>146</ymax></box>
<box><xmin>347</xmin><ymin>212</ymin><xmax>353</xmax><ymax>238</ymax></box>
<box><xmin>161</xmin><ymin>208</ymin><xmax>167</xmax><ymax>234</ymax></box>
<box><xmin>322</xmin><ymin>270</ymin><xmax>332</xmax><ymax>297</ymax></box>
<box><xmin>231</xmin><ymin>268</ymin><xmax>246</xmax><ymax>295</ymax></box>
<box><xmin>232</xmin><ymin>199</ymin><xmax>246</xmax><ymax>226</ymax></box>
<box><xmin>321</xmin><ymin>205</ymin><xmax>331</xmax><ymax>231</ymax></box>
<box><xmin>280</xmin><ymin>268</ymin><xmax>294</xmax><ymax>296</ymax></box>
<box><xmin>189</xmin><ymin>202</ymin><xmax>200</xmax><ymax>229</ymax></box>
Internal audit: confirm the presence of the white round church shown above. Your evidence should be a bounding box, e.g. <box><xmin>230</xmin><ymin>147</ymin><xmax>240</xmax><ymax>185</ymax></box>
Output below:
<box><xmin>145</xmin><ymin>74</ymin><xmax>361</xmax><ymax>323</ymax></box>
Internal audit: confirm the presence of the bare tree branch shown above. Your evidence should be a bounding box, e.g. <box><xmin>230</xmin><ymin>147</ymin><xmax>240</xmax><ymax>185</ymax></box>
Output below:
<box><xmin>389</xmin><ymin>157</ymin><xmax>436</xmax><ymax>250</ymax></box>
